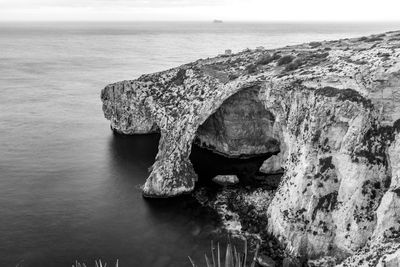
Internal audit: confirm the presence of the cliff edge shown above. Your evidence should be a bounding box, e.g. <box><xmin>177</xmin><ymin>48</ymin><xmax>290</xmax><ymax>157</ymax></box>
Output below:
<box><xmin>101</xmin><ymin>31</ymin><xmax>400</xmax><ymax>265</ymax></box>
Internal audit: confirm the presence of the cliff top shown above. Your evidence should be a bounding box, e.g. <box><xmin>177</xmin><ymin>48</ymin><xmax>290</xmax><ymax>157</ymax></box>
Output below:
<box><xmin>118</xmin><ymin>30</ymin><xmax>400</xmax><ymax>126</ymax></box>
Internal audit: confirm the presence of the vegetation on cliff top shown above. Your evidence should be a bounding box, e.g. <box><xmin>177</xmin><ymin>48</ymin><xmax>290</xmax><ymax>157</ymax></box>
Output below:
<box><xmin>314</xmin><ymin>87</ymin><xmax>373</xmax><ymax>109</ymax></box>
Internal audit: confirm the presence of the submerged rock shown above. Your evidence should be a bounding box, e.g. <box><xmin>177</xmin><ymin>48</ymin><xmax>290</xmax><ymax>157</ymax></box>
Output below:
<box><xmin>212</xmin><ymin>175</ymin><xmax>239</xmax><ymax>186</ymax></box>
<box><xmin>101</xmin><ymin>31</ymin><xmax>400</xmax><ymax>264</ymax></box>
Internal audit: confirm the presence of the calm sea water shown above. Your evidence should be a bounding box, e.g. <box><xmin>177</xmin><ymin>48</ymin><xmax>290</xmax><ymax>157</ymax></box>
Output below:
<box><xmin>1</xmin><ymin>21</ymin><xmax>400</xmax><ymax>267</ymax></box>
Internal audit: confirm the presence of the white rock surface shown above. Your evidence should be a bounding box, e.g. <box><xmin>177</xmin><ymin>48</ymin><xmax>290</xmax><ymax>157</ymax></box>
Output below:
<box><xmin>259</xmin><ymin>155</ymin><xmax>283</xmax><ymax>174</ymax></box>
<box><xmin>212</xmin><ymin>175</ymin><xmax>239</xmax><ymax>186</ymax></box>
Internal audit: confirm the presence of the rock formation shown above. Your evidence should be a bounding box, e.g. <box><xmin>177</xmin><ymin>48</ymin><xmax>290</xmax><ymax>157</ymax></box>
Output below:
<box><xmin>101</xmin><ymin>31</ymin><xmax>400</xmax><ymax>264</ymax></box>
<box><xmin>212</xmin><ymin>175</ymin><xmax>239</xmax><ymax>186</ymax></box>
<box><xmin>259</xmin><ymin>155</ymin><xmax>284</xmax><ymax>174</ymax></box>
<box><xmin>194</xmin><ymin>86</ymin><xmax>280</xmax><ymax>158</ymax></box>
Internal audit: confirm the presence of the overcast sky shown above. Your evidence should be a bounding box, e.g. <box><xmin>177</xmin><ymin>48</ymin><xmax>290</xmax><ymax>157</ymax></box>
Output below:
<box><xmin>0</xmin><ymin>0</ymin><xmax>400</xmax><ymax>21</ymax></box>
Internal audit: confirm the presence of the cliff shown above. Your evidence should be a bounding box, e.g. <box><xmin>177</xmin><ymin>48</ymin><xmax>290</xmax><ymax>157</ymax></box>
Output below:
<box><xmin>101</xmin><ymin>31</ymin><xmax>400</xmax><ymax>265</ymax></box>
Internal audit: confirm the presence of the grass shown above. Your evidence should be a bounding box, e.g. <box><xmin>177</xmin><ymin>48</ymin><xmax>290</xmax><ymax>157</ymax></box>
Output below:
<box><xmin>188</xmin><ymin>239</ymin><xmax>260</xmax><ymax>267</ymax></box>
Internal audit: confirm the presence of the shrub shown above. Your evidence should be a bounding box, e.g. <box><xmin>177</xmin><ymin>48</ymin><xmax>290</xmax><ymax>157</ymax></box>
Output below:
<box><xmin>245</xmin><ymin>64</ymin><xmax>257</xmax><ymax>74</ymax></box>
<box><xmin>172</xmin><ymin>69</ymin><xmax>187</xmax><ymax>85</ymax></box>
<box><xmin>309</xmin><ymin>42</ymin><xmax>322</xmax><ymax>48</ymax></box>
<box><xmin>313</xmin><ymin>52</ymin><xmax>329</xmax><ymax>59</ymax></box>
<box><xmin>315</xmin><ymin>87</ymin><xmax>372</xmax><ymax>109</ymax></box>
<box><xmin>256</xmin><ymin>54</ymin><xmax>273</xmax><ymax>65</ymax></box>
<box><xmin>277</xmin><ymin>55</ymin><xmax>295</xmax><ymax>66</ymax></box>
<box><xmin>228</xmin><ymin>73</ymin><xmax>239</xmax><ymax>80</ymax></box>
<box><xmin>285</xmin><ymin>58</ymin><xmax>303</xmax><ymax>71</ymax></box>
<box><xmin>365</xmin><ymin>37</ymin><xmax>384</xmax><ymax>42</ymax></box>
<box><xmin>271</xmin><ymin>52</ymin><xmax>281</xmax><ymax>60</ymax></box>
<box><xmin>189</xmin><ymin>239</ymin><xmax>260</xmax><ymax>267</ymax></box>
<box><xmin>394</xmin><ymin>119</ymin><xmax>400</xmax><ymax>133</ymax></box>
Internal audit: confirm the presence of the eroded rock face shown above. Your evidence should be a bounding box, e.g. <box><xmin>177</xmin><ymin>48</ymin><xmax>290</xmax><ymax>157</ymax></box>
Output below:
<box><xmin>263</xmin><ymin>85</ymin><xmax>393</xmax><ymax>259</ymax></box>
<box><xmin>374</xmin><ymin>130</ymin><xmax>400</xmax><ymax>239</ymax></box>
<box><xmin>101</xmin><ymin>84</ymin><xmax>159</xmax><ymax>134</ymax></box>
<box><xmin>101</xmin><ymin>31</ymin><xmax>400</xmax><ymax>263</ymax></box>
<box><xmin>195</xmin><ymin>86</ymin><xmax>279</xmax><ymax>158</ymax></box>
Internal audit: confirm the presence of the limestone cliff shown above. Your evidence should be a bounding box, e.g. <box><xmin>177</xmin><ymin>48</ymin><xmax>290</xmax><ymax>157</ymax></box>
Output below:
<box><xmin>101</xmin><ymin>31</ymin><xmax>400</xmax><ymax>264</ymax></box>
<box><xmin>195</xmin><ymin>86</ymin><xmax>280</xmax><ymax>158</ymax></box>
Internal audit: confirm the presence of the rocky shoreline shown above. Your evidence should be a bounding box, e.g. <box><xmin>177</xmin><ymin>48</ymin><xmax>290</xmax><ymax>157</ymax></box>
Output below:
<box><xmin>102</xmin><ymin>31</ymin><xmax>400</xmax><ymax>265</ymax></box>
<box><xmin>194</xmin><ymin>185</ymin><xmax>286</xmax><ymax>266</ymax></box>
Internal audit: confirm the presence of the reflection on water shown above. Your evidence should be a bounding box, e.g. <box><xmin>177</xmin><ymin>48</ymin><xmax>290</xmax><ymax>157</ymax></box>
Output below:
<box><xmin>0</xmin><ymin>132</ymin><xmax>222</xmax><ymax>267</ymax></box>
<box><xmin>105</xmin><ymin>133</ymin><xmax>223</xmax><ymax>267</ymax></box>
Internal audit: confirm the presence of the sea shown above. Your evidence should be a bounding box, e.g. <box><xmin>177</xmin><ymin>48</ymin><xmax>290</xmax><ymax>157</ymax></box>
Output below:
<box><xmin>1</xmin><ymin>21</ymin><xmax>400</xmax><ymax>267</ymax></box>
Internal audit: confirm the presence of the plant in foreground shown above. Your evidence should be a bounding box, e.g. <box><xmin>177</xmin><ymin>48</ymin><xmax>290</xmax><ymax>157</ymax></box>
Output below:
<box><xmin>72</xmin><ymin>259</ymin><xmax>118</xmax><ymax>267</ymax></box>
<box><xmin>188</xmin><ymin>239</ymin><xmax>260</xmax><ymax>267</ymax></box>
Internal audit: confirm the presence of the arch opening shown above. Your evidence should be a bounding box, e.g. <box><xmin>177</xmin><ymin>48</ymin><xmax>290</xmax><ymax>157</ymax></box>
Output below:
<box><xmin>190</xmin><ymin>86</ymin><xmax>283</xmax><ymax>188</ymax></box>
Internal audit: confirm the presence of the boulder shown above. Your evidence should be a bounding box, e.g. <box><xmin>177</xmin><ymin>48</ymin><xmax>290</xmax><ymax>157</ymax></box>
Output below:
<box><xmin>259</xmin><ymin>155</ymin><xmax>283</xmax><ymax>174</ymax></box>
<box><xmin>212</xmin><ymin>175</ymin><xmax>239</xmax><ymax>186</ymax></box>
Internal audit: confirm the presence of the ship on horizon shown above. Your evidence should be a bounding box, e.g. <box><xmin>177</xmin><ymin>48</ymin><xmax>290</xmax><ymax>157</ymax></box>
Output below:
<box><xmin>213</xmin><ymin>19</ymin><xmax>223</xmax><ymax>23</ymax></box>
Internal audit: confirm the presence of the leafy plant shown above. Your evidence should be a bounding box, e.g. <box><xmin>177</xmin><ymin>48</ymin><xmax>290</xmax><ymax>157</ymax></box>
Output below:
<box><xmin>72</xmin><ymin>259</ymin><xmax>119</xmax><ymax>267</ymax></box>
<box><xmin>188</xmin><ymin>239</ymin><xmax>260</xmax><ymax>267</ymax></box>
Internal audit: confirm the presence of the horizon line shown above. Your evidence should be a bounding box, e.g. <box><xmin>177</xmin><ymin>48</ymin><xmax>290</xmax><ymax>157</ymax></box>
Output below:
<box><xmin>1</xmin><ymin>20</ymin><xmax>400</xmax><ymax>23</ymax></box>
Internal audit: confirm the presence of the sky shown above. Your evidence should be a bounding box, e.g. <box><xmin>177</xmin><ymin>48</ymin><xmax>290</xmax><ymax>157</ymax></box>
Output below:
<box><xmin>0</xmin><ymin>0</ymin><xmax>400</xmax><ymax>22</ymax></box>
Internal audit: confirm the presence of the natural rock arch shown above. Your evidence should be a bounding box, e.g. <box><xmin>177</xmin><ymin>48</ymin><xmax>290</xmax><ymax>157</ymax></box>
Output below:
<box><xmin>100</xmin><ymin>77</ymin><xmax>282</xmax><ymax>197</ymax></box>
<box><xmin>140</xmin><ymin>82</ymin><xmax>277</xmax><ymax>197</ymax></box>
<box><xmin>101</xmin><ymin>31</ymin><xmax>400</xmax><ymax>262</ymax></box>
<box><xmin>190</xmin><ymin>85</ymin><xmax>283</xmax><ymax>185</ymax></box>
<box><xmin>194</xmin><ymin>85</ymin><xmax>280</xmax><ymax>159</ymax></box>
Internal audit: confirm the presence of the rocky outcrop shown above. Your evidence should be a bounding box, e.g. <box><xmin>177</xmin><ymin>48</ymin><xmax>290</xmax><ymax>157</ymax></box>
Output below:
<box><xmin>102</xmin><ymin>85</ymin><xmax>159</xmax><ymax>134</ymax></box>
<box><xmin>264</xmin><ymin>84</ymin><xmax>396</xmax><ymax>260</ymax></box>
<box><xmin>101</xmin><ymin>31</ymin><xmax>400</xmax><ymax>263</ymax></box>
